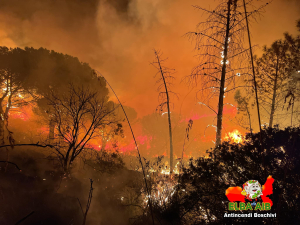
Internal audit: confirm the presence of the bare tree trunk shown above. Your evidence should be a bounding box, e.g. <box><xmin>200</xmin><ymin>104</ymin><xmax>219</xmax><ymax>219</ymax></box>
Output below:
<box><xmin>243</xmin><ymin>0</ymin><xmax>262</xmax><ymax>133</ymax></box>
<box><xmin>269</xmin><ymin>57</ymin><xmax>279</xmax><ymax>128</ymax></box>
<box><xmin>243</xmin><ymin>0</ymin><xmax>267</xmax><ymax>178</ymax></box>
<box><xmin>63</xmin><ymin>148</ymin><xmax>77</xmax><ymax>174</ymax></box>
<box><xmin>155</xmin><ymin>53</ymin><xmax>174</xmax><ymax>173</ymax></box>
<box><xmin>246</xmin><ymin>107</ymin><xmax>253</xmax><ymax>135</ymax></box>
<box><xmin>215</xmin><ymin>0</ymin><xmax>232</xmax><ymax>147</ymax></box>
<box><xmin>82</xmin><ymin>179</ymin><xmax>94</xmax><ymax>225</ymax></box>
<box><xmin>63</xmin><ymin>146</ymin><xmax>73</xmax><ymax>173</ymax></box>
<box><xmin>167</xmin><ymin>99</ymin><xmax>173</xmax><ymax>173</ymax></box>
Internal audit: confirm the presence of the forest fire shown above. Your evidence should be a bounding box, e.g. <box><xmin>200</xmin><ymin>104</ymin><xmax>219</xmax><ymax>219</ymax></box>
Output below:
<box><xmin>157</xmin><ymin>161</ymin><xmax>181</xmax><ymax>175</ymax></box>
<box><xmin>9</xmin><ymin>111</ymin><xmax>29</xmax><ymax>121</ymax></box>
<box><xmin>148</xmin><ymin>176</ymin><xmax>177</xmax><ymax>207</ymax></box>
<box><xmin>9</xmin><ymin>105</ymin><xmax>32</xmax><ymax>121</ymax></box>
<box><xmin>225</xmin><ymin>129</ymin><xmax>244</xmax><ymax>144</ymax></box>
<box><xmin>0</xmin><ymin>0</ymin><xmax>299</xmax><ymax>224</ymax></box>
<box><xmin>142</xmin><ymin>167</ymin><xmax>180</xmax><ymax>208</ymax></box>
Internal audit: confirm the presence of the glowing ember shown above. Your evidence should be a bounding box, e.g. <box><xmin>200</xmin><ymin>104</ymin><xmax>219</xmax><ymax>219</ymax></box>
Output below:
<box><xmin>225</xmin><ymin>129</ymin><xmax>243</xmax><ymax>143</ymax></box>
<box><xmin>9</xmin><ymin>111</ymin><xmax>29</xmax><ymax>121</ymax></box>
<box><xmin>142</xmin><ymin>173</ymin><xmax>178</xmax><ymax>208</ymax></box>
<box><xmin>160</xmin><ymin>161</ymin><xmax>180</xmax><ymax>175</ymax></box>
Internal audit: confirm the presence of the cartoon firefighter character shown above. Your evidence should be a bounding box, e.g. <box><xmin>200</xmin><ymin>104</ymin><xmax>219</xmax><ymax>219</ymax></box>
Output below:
<box><xmin>241</xmin><ymin>180</ymin><xmax>263</xmax><ymax>200</ymax></box>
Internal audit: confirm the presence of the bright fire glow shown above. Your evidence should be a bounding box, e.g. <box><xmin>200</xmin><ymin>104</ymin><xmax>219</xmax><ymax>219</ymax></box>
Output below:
<box><xmin>142</xmin><ymin>172</ymin><xmax>178</xmax><ymax>208</ymax></box>
<box><xmin>160</xmin><ymin>161</ymin><xmax>180</xmax><ymax>175</ymax></box>
<box><xmin>225</xmin><ymin>129</ymin><xmax>243</xmax><ymax>143</ymax></box>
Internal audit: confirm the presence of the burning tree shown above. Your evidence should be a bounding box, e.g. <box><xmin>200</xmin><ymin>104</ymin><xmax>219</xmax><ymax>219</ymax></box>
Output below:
<box><xmin>0</xmin><ymin>47</ymin><xmax>33</xmax><ymax>145</ymax></box>
<box><xmin>46</xmin><ymin>84</ymin><xmax>117</xmax><ymax>172</ymax></box>
<box><xmin>0</xmin><ymin>46</ymin><xmax>105</xmax><ymax>146</ymax></box>
<box><xmin>185</xmin><ymin>0</ymin><xmax>267</xmax><ymax>146</ymax></box>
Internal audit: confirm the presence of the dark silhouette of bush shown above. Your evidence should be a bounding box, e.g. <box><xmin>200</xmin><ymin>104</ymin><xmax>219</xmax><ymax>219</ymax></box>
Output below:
<box><xmin>178</xmin><ymin>126</ymin><xmax>300</xmax><ymax>224</ymax></box>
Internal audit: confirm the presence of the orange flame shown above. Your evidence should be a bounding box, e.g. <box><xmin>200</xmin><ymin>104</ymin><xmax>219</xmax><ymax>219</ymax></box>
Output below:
<box><xmin>225</xmin><ymin>129</ymin><xmax>243</xmax><ymax>143</ymax></box>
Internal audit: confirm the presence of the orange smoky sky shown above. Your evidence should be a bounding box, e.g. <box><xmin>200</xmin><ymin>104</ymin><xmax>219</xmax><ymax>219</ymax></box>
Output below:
<box><xmin>0</xmin><ymin>0</ymin><xmax>299</xmax><ymax>155</ymax></box>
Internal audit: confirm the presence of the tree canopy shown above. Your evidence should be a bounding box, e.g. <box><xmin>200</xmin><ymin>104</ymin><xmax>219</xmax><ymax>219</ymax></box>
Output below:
<box><xmin>0</xmin><ymin>46</ymin><xmax>108</xmax><ymax>97</ymax></box>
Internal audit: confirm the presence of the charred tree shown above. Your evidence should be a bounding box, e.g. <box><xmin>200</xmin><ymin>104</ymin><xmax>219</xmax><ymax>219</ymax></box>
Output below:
<box><xmin>46</xmin><ymin>84</ymin><xmax>117</xmax><ymax>173</ymax></box>
<box><xmin>82</xmin><ymin>179</ymin><xmax>94</xmax><ymax>225</ymax></box>
<box><xmin>215</xmin><ymin>0</ymin><xmax>232</xmax><ymax>147</ymax></box>
<box><xmin>185</xmin><ymin>0</ymin><xmax>267</xmax><ymax>147</ymax></box>
<box><xmin>243</xmin><ymin>0</ymin><xmax>263</xmax><ymax>133</ymax></box>
<box><xmin>151</xmin><ymin>50</ymin><xmax>176</xmax><ymax>173</ymax></box>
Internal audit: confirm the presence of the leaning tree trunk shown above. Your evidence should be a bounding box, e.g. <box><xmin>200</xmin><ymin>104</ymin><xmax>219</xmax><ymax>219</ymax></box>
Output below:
<box><xmin>215</xmin><ymin>0</ymin><xmax>232</xmax><ymax>147</ymax></box>
<box><xmin>243</xmin><ymin>0</ymin><xmax>262</xmax><ymax>133</ymax></box>
<box><xmin>82</xmin><ymin>179</ymin><xmax>94</xmax><ymax>225</ymax></box>
<box><xmin>155</xmin><ymin>53</ymin><xmax>174</xmax><ymax>173</ymax></box>
<box><xmin>269</xmin><ymin>57</ymin><xmax>279</xmax><ymax>128</ymax></box>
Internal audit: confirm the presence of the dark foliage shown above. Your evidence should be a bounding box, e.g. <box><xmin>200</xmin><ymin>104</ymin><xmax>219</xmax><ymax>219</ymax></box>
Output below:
<box><xmin>0</xmin><ymin>148</ymin><xmax>135</xmax><ymax>225</ymax></box>
<box><xmin>177</xmin><ymin>126</ymin><xmax>300</xmax><ymax>224</ymax></box>
<box><xmin>138</xmin><ymin>126</ymin><xmax>300</xmax><ymax>224</ymax></box>
<box><xmin>0</xmin><ymin>150</ymin><xmax>83</xmax><ymax>225</ymax></box>
<box><xmin>0</xmin><ymin>46</ymin><xmax>108</xmax><ymax>96</ymax></box>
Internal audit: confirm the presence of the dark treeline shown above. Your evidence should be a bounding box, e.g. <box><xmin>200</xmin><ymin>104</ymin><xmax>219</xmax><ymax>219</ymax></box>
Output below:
<box><xmin>0</xmin><ymin>46</ymin><xmax>139</xmax><ymax>225</ymax></box>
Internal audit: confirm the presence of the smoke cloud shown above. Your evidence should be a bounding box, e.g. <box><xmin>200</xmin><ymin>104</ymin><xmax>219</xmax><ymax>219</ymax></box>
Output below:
<box><xmin>0</xmin><ymin>0</ymin><xmax>299</xmax><ymax>153</ymax></box>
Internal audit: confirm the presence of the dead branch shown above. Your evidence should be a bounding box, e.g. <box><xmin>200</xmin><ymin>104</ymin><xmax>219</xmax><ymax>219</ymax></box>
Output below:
<box><xmin>77</xmin><ymin>198</ymin><xmax>84</xmax><ymax>217</ymax></box>
<box><xmin>15</xmin><ymin>211</ymin><xmax>34</xmax><ymax>225</ymax></box>
<box><xmin>0</xmin><ymin>161</ymin><xmax>21</xmax><ymax>171</ymax></box>
<box><xmin>94</xmin><ymin>70</ymin><xmax>155</xmax><ymax>225</ymax></box>
<box><xmin>0</xmin><ymin>143</ymin><xmax>55</xmax><ymax>149</ymax></box>
<box><xmin>82</xmin><ymin>179</ymin><xmax>94</xmax><ymax>225</ymax></box>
